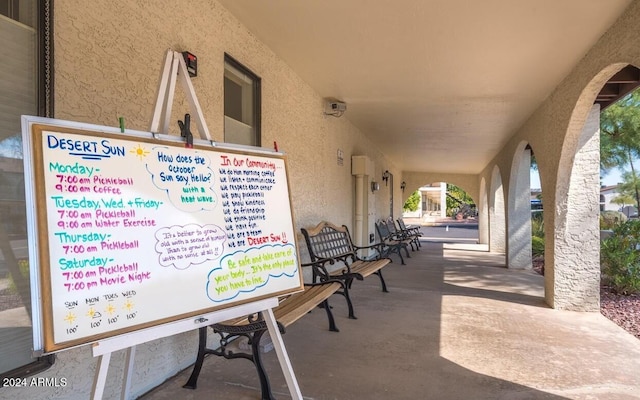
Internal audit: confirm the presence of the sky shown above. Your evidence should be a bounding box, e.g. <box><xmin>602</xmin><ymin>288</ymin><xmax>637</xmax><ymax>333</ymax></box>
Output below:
<box><xmin>530</xmin><ymin>168</ymin><xmax>623</xmax><ymax>190</ymax></box>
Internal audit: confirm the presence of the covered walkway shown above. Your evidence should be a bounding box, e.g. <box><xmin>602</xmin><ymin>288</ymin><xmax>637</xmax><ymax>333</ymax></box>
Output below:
<box><xmin>142</xmin><ymin>232</ymin><xmax>640</xmax><ymax>400</ymax></box>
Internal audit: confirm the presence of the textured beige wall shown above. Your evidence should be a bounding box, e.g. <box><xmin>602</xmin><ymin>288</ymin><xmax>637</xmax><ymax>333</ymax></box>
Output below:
<box><xmin>52</xmin><ymin>0</ymin><xmax>399</xmax><ymax>231</ymax></box>
<box><xmin>0</xmin><ymin>2</ymin><xmax>397</xmax><ymax>399</ymax></box>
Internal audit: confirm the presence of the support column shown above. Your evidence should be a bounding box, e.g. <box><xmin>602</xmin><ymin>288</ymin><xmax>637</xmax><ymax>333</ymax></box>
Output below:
<box><xmin>508</xmin><ymin>145</ymin><xmax>532</xmax><ymax>269</ymax></box>
<box><xmin>478</xmin><ymin>178</ymin><xmax>489</xmax><ymax>245</ymax></box>
<box><xmin>352</xmin><ymin>156</ymin><xmax>373</xmax><ymax>250</ymax></box>
<box><xmin>354</xmin><ymin>174</ymin><xmax>365</xmax><ymax>246</ymax></box>
<box><xmin>439</xmin><ymin>182</ymin><xmax>447</xmax><ymax>218</ymax></box>
<box><xmin>552</xmin><ymin>105</ymin><xmax>601</xmax><ymax>310</ymax></box>
<box><xmin>490</xmin><ymin>166</ymin><xmax>506</xmax><ymax>254</ymax></box>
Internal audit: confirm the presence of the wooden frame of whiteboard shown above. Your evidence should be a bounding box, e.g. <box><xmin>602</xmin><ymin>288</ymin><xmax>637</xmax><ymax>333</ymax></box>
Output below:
<box><xmin>22</xmin><ymin>117</ymin><xmax>304</xmax><ymax>355</ymax></box>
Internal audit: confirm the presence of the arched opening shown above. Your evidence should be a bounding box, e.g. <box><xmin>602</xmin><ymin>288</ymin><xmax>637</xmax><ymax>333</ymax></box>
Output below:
<box><xmin>408</xmin><ymin>182</ymin><xmax>448</xmax><ymax>222</ymax></box>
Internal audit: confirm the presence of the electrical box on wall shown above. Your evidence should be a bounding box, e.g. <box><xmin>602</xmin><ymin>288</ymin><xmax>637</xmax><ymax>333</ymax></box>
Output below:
<box><xmin>182</xmin><ymin>51</ymin><xmax>197</xmax><ymax>77</ymax></box>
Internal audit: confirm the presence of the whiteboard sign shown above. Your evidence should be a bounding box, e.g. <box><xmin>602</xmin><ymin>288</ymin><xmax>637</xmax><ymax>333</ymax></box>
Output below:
<box><xmin>22</xmin><ymin>119</ymin><xmax>303</xmax><ymax>353</ymax></box>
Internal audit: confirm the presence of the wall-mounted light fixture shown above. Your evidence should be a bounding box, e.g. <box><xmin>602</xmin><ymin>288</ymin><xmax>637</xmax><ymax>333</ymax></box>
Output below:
<box><xmin>371</xmin><ymin>181</ymin><xmax>380</xmax><ymax>193</ymax></box>
<box><xmin>382</xmin><ymin>170</ymin><xmax>390</xmax><ymax>186</ymax></box>
<box><xmin>400</xmin><ymin>181</ymin><xmax>406</xmax><ymax>192</ymax></box>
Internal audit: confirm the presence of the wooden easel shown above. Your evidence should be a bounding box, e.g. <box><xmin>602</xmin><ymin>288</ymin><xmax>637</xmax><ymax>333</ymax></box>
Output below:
<box><xmin>90</xmin><ymin>49</ymin><xmax>302</xmax><ymax>400</ymax></box>
<box><xmin>150</xmin><ymin>49</ymin><xmax>210</xmax><ymax>139</ymax></box>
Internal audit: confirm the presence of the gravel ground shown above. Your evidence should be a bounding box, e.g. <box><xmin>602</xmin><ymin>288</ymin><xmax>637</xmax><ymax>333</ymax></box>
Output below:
<box><xmin>600</xmin><ymin>287</ymin><xmax>640</xmax><ymax>339</ymax></box>
<box><xmin>533</xmin><ymin>255</ymin><xmax>640</xmax><ymax>340</ymax></box>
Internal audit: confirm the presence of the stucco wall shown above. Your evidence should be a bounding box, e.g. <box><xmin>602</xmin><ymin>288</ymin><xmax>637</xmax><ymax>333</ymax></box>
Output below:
<box><xmin>52</xmin><ymin>0</ymin><xmax>400</xmax><ymax>230</ymax></box>
<box><xmin>0</xmin><ymin>1</ymin><xmax>399</xmax><ymax>399</ymax></box>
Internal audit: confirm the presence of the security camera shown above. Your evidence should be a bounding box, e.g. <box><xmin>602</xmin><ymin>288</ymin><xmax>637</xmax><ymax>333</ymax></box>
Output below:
<box><xmin>329</xmin><ymin>101</ymin><xmax>347</xmax><ymax>112</ymax></box>
<box><xmin>324</xmin><ymin>100</ymin><xmax>347</xmax><ymax>116</ymax></box>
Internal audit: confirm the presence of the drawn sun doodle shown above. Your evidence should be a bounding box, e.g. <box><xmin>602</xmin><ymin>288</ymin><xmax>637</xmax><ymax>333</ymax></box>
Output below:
<box><xmin>64</xmin><ymin>312</ymin><xmax>76</xmax><ymax>325</ymax></box>
<box><xmin>130</xmin><ymin>144</ymin><xmax>150</xmax><ymax>160</ymax></box>
<box><xmin>123</xmin><ymin>299</ymin><xmax>135</xmax><ymax>312</ymax></box>
<box><xmin>105</xmin><ymin>303</ymin><xmax>117</xmax><ymax>316</ymax></box>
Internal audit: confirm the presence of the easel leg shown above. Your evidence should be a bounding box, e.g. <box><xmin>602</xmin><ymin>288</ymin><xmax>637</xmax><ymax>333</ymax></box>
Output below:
<box><xmin>91</xmin><ymin>352</ymin><xmax>112</xmax><ymax>400</ymax></box>
<box><xmin>121</xmin><ymin>346</ymin><xmax>136</xmax><ymax>400</ymax></box>
<box><xmin>263</xmin><ymin>308</ymin><xmax>302</xmax><ymax>400</ymax></box>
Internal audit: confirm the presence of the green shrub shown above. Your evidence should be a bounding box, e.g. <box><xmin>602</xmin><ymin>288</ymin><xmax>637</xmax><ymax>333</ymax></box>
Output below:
<box><xmin>531</xmin><ymin>236</ymin><xmax>545</xmax><ymax>257</ymax></box>
<box><xmin>530</xmin><ymin>212</ymin><xmax>545</xmax><ymax>257</ymax></box>
<box><xmin>531</xmin><ymin>212</ymin><xmax>544</xmax><ymax>238</ymax></box>
<box><xmin>600</xmin><ymin>210</ymin><xmax>627</xmax><ymax>230</ymax></box>
<box><xmin>601</xmin><ymin>219</ymin><xmax>640</xmax><ymax>295</ymax></box>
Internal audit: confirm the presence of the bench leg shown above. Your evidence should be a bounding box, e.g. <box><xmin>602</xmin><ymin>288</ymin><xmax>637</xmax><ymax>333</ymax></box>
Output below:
<box><xmin>248</xmin><ymin>329</ymin><xmax>278</xmax><ymax>400</ymax></box>
<box><xmin>183</xmin><ymin>324</ymin><xmax>277</xmax><ymax>400</ymax></box>
<box><xmin>375</xmin><ymin>270</ymin><xmax>389</xmax><ymax>293</ymax></box>
<box><xmin>320</xmin><ymin>299</ymin><xmax>339</xmax><ymax>332</ymax></box>
<box><xmin>385</xmin><ymin>243</ymin><xmax>407</xmax><ymax>265</ymax></box>
<box><xmin>183</xmin><ymin>326</ymin><xmax>209</xmax><ymax>389</ymax></box>
<box><xmin>395</xmin><ymin>246</ymin><xmax>406</xmax><ymax>265</ymax></box>
<box><xmin>409</xmin><ymin>240</ymin><xmax>417</xmax><ymax>251</ymax></box>
<box><xmin>340</xmin><ymin>283</ymin><xmax>357</xmax><ymax>319</ymax></box>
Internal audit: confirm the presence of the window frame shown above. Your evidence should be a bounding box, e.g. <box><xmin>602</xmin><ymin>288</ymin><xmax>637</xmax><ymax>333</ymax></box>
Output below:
<box><xmin>0</xmin><ymin>0</ymin><xmax>55</xmax><ymax>379</ymax></box>
<box><xmin>223</xmin><ymin>53</ymin><xmax>261</xmax><ymax>147</ymax></box>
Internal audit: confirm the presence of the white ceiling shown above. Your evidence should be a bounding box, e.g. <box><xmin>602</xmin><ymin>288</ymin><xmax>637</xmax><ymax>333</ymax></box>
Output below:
<box><xmin>217</xmin><ymin>0</ymin><xmax>633</xmax><ymax>174</ymax></box>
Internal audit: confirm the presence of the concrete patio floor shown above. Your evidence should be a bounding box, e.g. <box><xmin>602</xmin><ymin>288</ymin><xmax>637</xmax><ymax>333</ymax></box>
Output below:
<box><xmin>141</xmin><ymin>234</ymin><xmax>640</xmax><ymax>400</ymax></box>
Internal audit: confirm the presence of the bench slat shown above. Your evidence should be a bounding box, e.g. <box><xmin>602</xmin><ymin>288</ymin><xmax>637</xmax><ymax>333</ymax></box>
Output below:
<box><xmin>346</xmin><ymin>259</ymin><xmax>389</xmax><ymax>278</ymax></box>
<box><xmin>274</xmin><ymin>282</ymin><xmax>341</xmax><ymax>327</ymax></box>
<box><xmin>215</xmin><ymin>282</ymin><xmax>341</xmax><ymax>328</ymax></box>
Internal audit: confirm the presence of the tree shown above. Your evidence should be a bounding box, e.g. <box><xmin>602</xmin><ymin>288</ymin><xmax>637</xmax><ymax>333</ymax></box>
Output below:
<box><xmin>611</xmin><ymin>192</ymin><xmax>635</xmax><ymax>207</ymax></box>
<box><xmin>402</xmin><ymin>190</ymin><xmax>421</xmax><ymax>212</ymax></box>
<box><xmin>601</xmin><ymin>90</ymin><xmax>640</xmax><ymax>207</ymax></box>
<box><xmin>446</xmin><ymin>184</ymin><xmax>474</xmax><ymax>217</ymax></box>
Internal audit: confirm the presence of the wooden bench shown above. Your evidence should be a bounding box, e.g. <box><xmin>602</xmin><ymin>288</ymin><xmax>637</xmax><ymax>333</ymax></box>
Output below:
<box><xmin>300</xmin><ymin>221</ymin><xmax>392</xmax><ymax>319</ymax></box>
<box><xmin>375</xmin><ymin>219</ymin><xmax>412</xmax><ymax>264</ymax></box>
<box><xmin>183</xmin><ymin>270</ymin><xmax>343</xmax><ymax>400</ymax></box>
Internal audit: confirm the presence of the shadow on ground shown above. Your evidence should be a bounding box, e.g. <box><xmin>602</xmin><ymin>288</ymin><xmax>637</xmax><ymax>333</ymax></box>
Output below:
<box><xmin>141</xmin><ymin>240</ymin><xmax>631</xmax><ymax>400</ymax></box>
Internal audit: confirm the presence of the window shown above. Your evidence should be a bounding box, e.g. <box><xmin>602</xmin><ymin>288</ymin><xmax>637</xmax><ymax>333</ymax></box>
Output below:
<box><xmin>0</xmin><ymin>0</ymin><xmax>54</xmax><ymax>378</ymax></box>
<box><xmin>224</xmin><ymin>54</ymin><xmax>261</xmax><ymax>146</ymax></box>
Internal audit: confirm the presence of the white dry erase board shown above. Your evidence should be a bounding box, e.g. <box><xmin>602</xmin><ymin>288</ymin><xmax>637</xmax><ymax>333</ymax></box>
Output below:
<box><xmin>22</xmin><ymin>118</ymin><xmax>303</xmax><ymax>353</ymax></box>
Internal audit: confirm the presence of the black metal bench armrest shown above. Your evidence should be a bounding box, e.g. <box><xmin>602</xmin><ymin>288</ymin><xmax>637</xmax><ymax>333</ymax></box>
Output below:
<box><xmin>303</xmin><ymin>278</ymin><xmax>346</xmax><ymax>290</ymax></box>
<box><xmin>302</xmin><ymin>258</ymin><xmax>363</xmax><ymax>282</ymax></box>
<box><xmin>353</xmin><ymin>242</ymin><xmax>385</xmax><ymax>251</ymax></box>
<box><xmin>301</xmin><ymin>258</ymin><xmax>335</xmax><ymax>279</ymax></box>
<box><xmin>352</xmin><ymin>242</ymin><xmax>388</xmax><ymax>260</ymax></box>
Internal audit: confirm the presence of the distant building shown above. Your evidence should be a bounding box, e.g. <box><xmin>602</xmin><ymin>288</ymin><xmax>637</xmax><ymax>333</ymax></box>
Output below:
<box><xmin>600</xmin><ymin>185</ymin><xmax>619</xmax><ymax>211</ymax></box>
<box><xmin>402</xmin><ymin>182</ymin><xmax>447</xmax><ymax>220</ymax></box>
<box><xmin>530</xmin><ymin>186</ymin><xmax>637</xmax><ymax>215</ymax></box>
